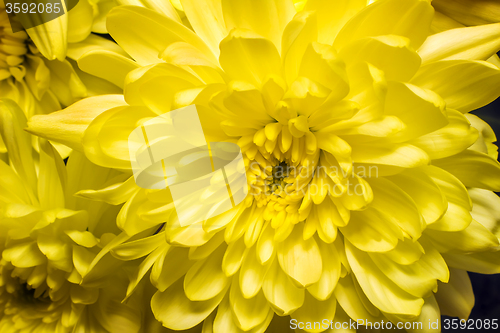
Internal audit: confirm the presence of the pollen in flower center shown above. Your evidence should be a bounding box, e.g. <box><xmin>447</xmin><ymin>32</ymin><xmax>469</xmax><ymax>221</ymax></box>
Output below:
<box><xmin>268</xmin><ymin>161</ymin><xmax>291</xmax><ymax>194</ymax></box>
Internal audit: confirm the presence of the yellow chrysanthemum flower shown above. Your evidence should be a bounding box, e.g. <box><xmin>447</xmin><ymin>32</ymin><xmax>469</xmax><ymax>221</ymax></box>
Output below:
<box><xmin>27</xmin><ymin>0</ymin><xmax>500</xmax><ymax>332</ymax></box>
<box><xmin>0</xmin><ymin>0</ymin><xmax>123</xmax><ymax>118</ymax></box>
<box><xmin>0</xmin><ymin>99</ymin><xmax>145</xmax><ymax>332</ymax></box>
<box><xmin>0</xmin><ymin>0</ymin><xmax>126</xmax><ymax>157</ymax></box>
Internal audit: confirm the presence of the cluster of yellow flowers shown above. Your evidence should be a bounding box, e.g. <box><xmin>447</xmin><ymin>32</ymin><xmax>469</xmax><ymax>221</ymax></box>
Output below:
<box><xmin>1</xmin><ymin>0</ymin><xmax>500</xmax><ymax>332</ymax></box>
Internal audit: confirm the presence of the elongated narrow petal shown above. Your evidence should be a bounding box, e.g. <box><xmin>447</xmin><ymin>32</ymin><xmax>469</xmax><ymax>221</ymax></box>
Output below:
<box><xmin>26</xmin><ymin>16</ymin><xmax>68</xmax><ymax>61</ymax></box>
<box><xmin>181</xmin><ymin>0</ymin><xmax>227</xmax><ymax>57</ymax></box>
<box><xmin>412</xmin><ymin>60</ymin><xmax>500</xmax><ymax>113</ymax></box>
<box><xmin>26</xmin><ymin>95</ymin><xmax>127</xmax><ymax>151</ymax></box>
<box><xmin>419</xmin><ymin>23</ymin><xmax>500</xmax><ymax>64</ymax></box>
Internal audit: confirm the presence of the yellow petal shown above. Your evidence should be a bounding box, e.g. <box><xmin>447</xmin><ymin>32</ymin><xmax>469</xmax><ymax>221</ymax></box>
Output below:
<box><xmin>83</xmin><ymin>232</ymin><xmax>131</xmax><ymax>283</ymax></box>
<box><xmin>284</xmin><ymin>77</ymin><xmax>331</xmax><ymax>117</ymax></box>
<box><xmin>469</xmin><ymin>188</ymin><xmax>500</xmax><ymax>240</ymax></box>
<box><xmin>433</xmin><ymin>149</ymin><xmax>500</xmax><ymax>191</ymax></box>
<box><xmin>27</xmin><ymin>94</ymin><xmax>127</xmax><ymax>152</ymax></box>
<box><xmin>345</xmin><ymin>241</ymin><xmax>424</xmax><ymax>317</ymax></box>
<box><xmin>92</xmin><ymin>0</ymin><xmax>118</xmax><ymax>33</ymax></box>
<box><xmin>239</xmin><ymin>244</ymin><xmax>272</xmax><ymax>298</ymax></box>
<box><xmin>369</xmin><ymin>243</ymin><xmax>449</xmax><ymax>298</ymax></box>
<box><xmin>385</xmin><ymin>295</ymin><xmax>441</xmax><ymax>333</ymax></box>
<box><xmin>152</xmin><ymin>278</ymin><xmax>227</xmax><ymax>330</ymax></box>
<box><xmin>159</xmin><ymin>42</ymin><xmax>225</xmax><ymax>83</ymax></box>
<box><xmin>222</xmin><ymin>237</ymin><xmax>246</xmax><ymax>276</ymax></box>
<box><xmin>67</xmin><ymin>34</ymin><xmax>129</xmax><ymax>61</ymax></box>
<box><xmin>230</xmin><ymin>283</ymin><xmax>271</xmax><ymax>331</ymax></box>
<box><xmin>219</xmin><ymin>29</ymin><xmax>282</xmax><ymax>88</ymax></box>
<box><xmin>262</xmin><ymin>258</ymin><xmax>305</xmax><ymax>315</ymax></box>
<box><xmin>44</xmin><ymin>59</ymin><xmax>87</xmax><ymax>107</ymax></box>
<box><xmin>334</xmin><ymin>0</ymin><xmax>434</xmax><ymax>50</ymax></box>
<box><xmin>466</xmin><ymin>114</ymin><xmax>498</xmax><ymax>159</ymax></box>
<box><xmin>340</xmin><ymin>206</ymin><xmax>402</xmax><ymax>253</ymax></box>
<box><xmin>421</xmin><ymin>165</ymin><xmax>472</xmax><ymax>232</ymax></box>
<box><xmin>339</xmin><ymin>35</ymin><xmax>421</xmax><ymax>82</ymax></box>
<box><xmin>308</xmin><ymin>100</ymin><xmax>358</xmax><ymax>132</ymax></box>
<box><xmin>411</xmin><ymin>60</ymin><xmax>500</xmax><ymax>113</ymax></box>
<box><xmin>222</xmin><ymin>82</ymin><xmax>274</xmax><ymax>125</ymax></box>
<box><xmin>443</xmin><ymin>250</ymin><xmax>500</xmax><ymax>274</ymax></box>
<box><xmin>117</xmin><ymin>189</ymin><xmax>165</xmax><ymax>235</ymax></box>
<box><xmin>0</xmin><ymin>160</ymin><xmax>32</xmax><ymax>204</ymax></box>
<box><xmin>367</xmin><ymin>177</ymin><xmax>425</xmax><ymax>240</ymax></box>
<box><xmin>299</xmin><ymin>42</ymin><xmax>349</xmax><ymax>102</ymax></box>
<box><xmin>180</xmin><ymin>0</ymin><xmax>227</xmax><ymax>58</ymax></box>
<box><xmin>316</xmin><ymin>134</ymin><xmax>352</xmax><ymax>173</ymax></box>
<box><xmin>387</xmin><ymin>169</ymin><xmax>447</xmax><ymax>225</ymax></box>
<box><xmin>76</xmin><ymin>176</ymin><xmax>139</xmax><ymax>205</ymax></box>
<box><xmin>83</xmin><ymin>105</ymin><xmax>157</xmax><ymax>169</ymax></box>
<box><xmin>333</xmin><ymin>274</ymin><xmax>380</xmax><ymax>322</ymax></box>
<box><xmin>152</xmin><ymin>246</ymin><xmax>194</xmax><ymax>292</ymax></box>
<box><xmin>184</xmin><ymin>244</ymin><xmax>229</xmax><ymax>301</ymax></box>
<box><xmin>291</xmin><ymin>291</ymin><xmax>337</xmax><ymax>333</ymax></box>
<box><xmin>314</xmin><ymin>200</ymin><xmax>339</xmax><ymax>242</ymax></box>
<box><xmin>212</xmin><ymin>293</ymin><xmax>274</xmax><ymax>333</ymax></box>
<box><xmin>419</xmin><ymin>23</ymin><xmax>500</xmax><ymax>64</ymax></box>
<box><xmin>221</xmin><ymin>0</ymin><xmax>295</xmax><ymax>51</ymax></box>
<box><xmin>107</xmin><ymin>6</ymin><xmax>216</xmax><ymax>65</ymax></box>
<box><xmin>26</xmin><ymin>15</ymin><xmax>68</xmax><ymax>61</ymax></box>
<box><xmin>67</xmin><ymin>0</ymin><xmax>93</xmax><ymax>43</ymax></box>
<box><xmin>111</xmin><ymin>232</ymin><xmax>164</xmax><ymax>260</ymax></box>
<box><xmin>277</xmin><ymin>224</ymin><xmax>323</xmax><ymax>288</ymax></box>
<box><xmin>385</xmin><ymin>82</ymin><xmax>447</xmax><ymax>142</ymax></box>
<box><xmin>167</xmin><ymin>219</ymin><xmax>214</xmax><ymax>247</ymax></box>
<box><xmin>38</xmin><ymin>140</ymin><xmax>66</xmax><ymax>210</ymax></box>
<box><xmin>410</xmin><ymin>110</ymin><xmax>478</xmax><ymax>160</ymax></box>
<box><xmin>282</xmin><ymin>11</ymin><xmax>318</xmax><ymax>85</ymax></box>
<box><xmin>118</xmin><ymin>0</ymin><xmax>182</xmax><ymax>22</ymax></box>
<box><xmin>432</xmin><ymin>0</ymin><xmax>500</xmax><ymax>26</ymax></box>
<box><xmin>351</xmin><ymin>142</ymin><xmax>429</xmax><ymax>168</ymax></box>
<box><xmin>189</xmin><ymin>232</ymin><xmax>226</xmax><ymax>261</ymax></box>
<box><xmin>125</xmin><ymin>244</ymin><xmax>168</xmax><ymax>299</ymax></box>
<box><xmin>307</xmin><ymin>241</ymin><xmax>341</xmax><ymax>301</ymax></box>
<box><xmin>382</xmin><ymin>238</ymin><xmax>425</xmax><ymax>266</ymax></box>
<box><xmin>425</xmin><ymin>219</ymin><xmax>499</xmax><ymax>253</ymax></box>
<box><xmin>24</xmin><ymin>55</ymin><xmax>51</xmax><ymax>100</ymax></box>
<box><xmin>78</xmin><ymin>50</ymin><xmax>140</xmax><ymax>89</ymax></box>
<box><xmin>434</xmin><ymin>268</ymin><xmax>474</xmax><ymax>320</ymax></box>
<box><xmin>124</xmin><ymin>63</ymin><xmax>202</xmax><ymax>106</ymax></box>
<box><xmin>338</xmin><ymin>175</ymin><xmax>373</xmax><ymax>211</ymax></box>
<box><xmin>2</xmin><ymin>241</ymin><xmax>46</xmax><ymax>267</ymax></box>
<box><xmin>0</xmin><ymin>99</ymin><xmax>37</xmax><ymax>197</ymax></box>
<box><xmin>303</xmin><ymin>0</ymin><xmax>367</xmax><ymax>45</ymax></box>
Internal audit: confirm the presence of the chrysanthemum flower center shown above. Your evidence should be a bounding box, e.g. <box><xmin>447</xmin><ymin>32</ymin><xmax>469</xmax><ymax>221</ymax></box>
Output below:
<box><xmin>18</xmin><ymin>283</ymin><xmax>50</xmax><ymax>305</ymax></box>
<box><xmin>244</xmin><ymin>124</ymin><xmax>320</xmax><ymax>237</ymax></box>
<box><xmin>268</xmin><ymin>161</ymin><xmax>291</xmax><ymax>192</ymax></box>
<box><xmin>0</xmin><ymin>8</ymin><xmax>32</xmax><ymax>81</ymax></box>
